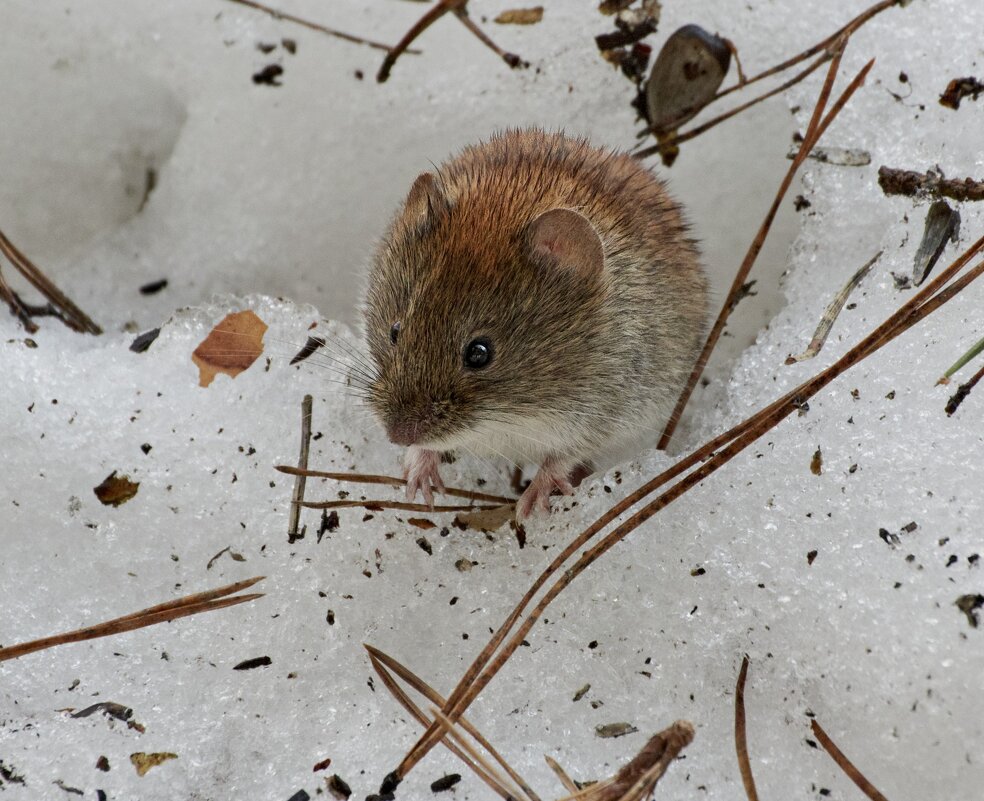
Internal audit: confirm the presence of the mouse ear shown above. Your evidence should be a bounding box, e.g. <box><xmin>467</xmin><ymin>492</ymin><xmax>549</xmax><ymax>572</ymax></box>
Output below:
<box><xmin>528</xmin><ymin>208</ymin><xmax>604</xmax><ymax>278</ymax></box>
<box><xmin>404</xmin><ymin>172</ymin><xmax>445</xmax><ymax>224</ymax></box>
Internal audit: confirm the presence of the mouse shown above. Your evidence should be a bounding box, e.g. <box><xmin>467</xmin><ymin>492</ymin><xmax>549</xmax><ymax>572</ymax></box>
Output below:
<box><xmin>362</xmin><ymin>128</ymin><xmax>708</xmax><ymax>519</ymax></box>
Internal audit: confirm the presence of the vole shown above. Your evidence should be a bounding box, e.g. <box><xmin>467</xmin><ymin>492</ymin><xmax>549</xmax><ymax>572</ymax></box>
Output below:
<box><xmin>363</xmin><ymin>129</ymin><xmax>707</xmax><ymax>518</ymax></box>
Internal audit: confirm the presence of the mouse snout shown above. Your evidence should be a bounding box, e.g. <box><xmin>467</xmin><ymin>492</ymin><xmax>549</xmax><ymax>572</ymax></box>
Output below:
<box><xmin>388</xmin><ymin>419</ymin><xmax>424</xmax><ymax>446</ymax></box>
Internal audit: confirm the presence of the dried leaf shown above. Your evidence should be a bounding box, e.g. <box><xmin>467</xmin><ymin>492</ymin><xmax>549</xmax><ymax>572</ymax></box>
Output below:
<box><xmin>939</xmin><ymin>76</ymin><xmax>984</xmax><ymax>110</ymax></box>
<box><xmin>596</xmin><ymin>721</ymin><xmax>638</xmax><ymax>738</ymax></box>
<box><xmin>191</xmin><ymin>310</ymin><xmax>268</xmax><ymax>388</ymax></box>
<box><xmin>453</xmin><ymin>504</ymin><xmax>514</xmax><ymax>532</ymax></box>
<box><xmin>646</xmin><ymin>24</ymin><xmax>730</xmax><ymax>135</ymax></box>
<box><xmin>786</xmin><ymin>252</ymin><xmax>880</xmax><ymax>364</ymax></box>
<box><xmin>407</xmin><ymin>517</ymin><xmax>437</xmax><ymax>530</ymax></box>
<box><xmin>494</xmin><ymin>7</ymin><xmax>543</xmax><ymax>25</ymax></box>
<box><xmin>912</xmin><ymin>200</ymin><xmax>959</xmax><ymax>286</ymax></box>
<box><xmin>93</xmin><ymin>471</ymin><xmax>140</xmax><ymax>507</ymax></box>
<box><xmin>129</xmin><ymin>752</ymin><xmax>177</xmax><ymax>777</ymax></box>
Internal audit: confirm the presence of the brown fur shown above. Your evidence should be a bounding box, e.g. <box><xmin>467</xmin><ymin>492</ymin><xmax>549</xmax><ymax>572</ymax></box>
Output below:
<box><xmin>363</xmin><ymin>128</ymin><xmax>708</xmax><ymax>468</ymax></box>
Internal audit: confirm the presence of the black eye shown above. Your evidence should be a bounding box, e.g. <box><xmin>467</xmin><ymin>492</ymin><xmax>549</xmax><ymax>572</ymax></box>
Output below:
<box><xmin>463</xmin><ymin>338</ymin><xmax>493</xmax><ymax>369</ymax></box>
<box><xmin>390</xmin><ymin>321</ymin><xmax>401</xmax><ymax>344</ymax></box>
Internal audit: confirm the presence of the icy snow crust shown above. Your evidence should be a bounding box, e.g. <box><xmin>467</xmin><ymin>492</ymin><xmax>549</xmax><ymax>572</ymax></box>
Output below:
<box><xmin>2</xmin><ymin>1</ymin><xmax>983</xmax><ymax>799</ymax></box>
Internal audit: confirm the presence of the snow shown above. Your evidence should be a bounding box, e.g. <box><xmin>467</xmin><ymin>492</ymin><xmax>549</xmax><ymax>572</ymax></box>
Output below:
<box><xmin>1</xmin><ymin>1</ymin><xmax>983</xmax><ymax>799</ymax></box>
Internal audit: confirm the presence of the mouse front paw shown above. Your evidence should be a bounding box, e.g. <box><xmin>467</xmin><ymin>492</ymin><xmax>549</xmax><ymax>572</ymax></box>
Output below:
<box><xmin>515</xmin><ymin>459</ymin><xmax>576</xmax><ymax>520</ymax></box>
<box><xmin>403</xmin><ymin>447</ymin><xmax>445</xmax><ymax>507</ymax></box>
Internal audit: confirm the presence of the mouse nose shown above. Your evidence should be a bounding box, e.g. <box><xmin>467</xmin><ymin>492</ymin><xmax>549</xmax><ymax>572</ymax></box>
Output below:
<box><xmin>388</xmin><ymin>419</ymin><xmax>422</xmax><ymax>446</ymax></box>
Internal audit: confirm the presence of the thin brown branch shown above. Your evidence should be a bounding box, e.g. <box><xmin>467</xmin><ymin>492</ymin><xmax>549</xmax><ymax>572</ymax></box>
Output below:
<box><xmin>221</xmin><ymin>0</ymin><xmax>417</xmax><ymax>54</ymax></box>
<box><xmin>287</xmin><ymin>394</ymin><xmax>313</xmax><ymax>543</ymax></box>
<box><xmin>0</xmin><ymin>577</ymin><xmax>264</xmax><ymax>662</ymax></box>
<box><xmin>378</xmin><ymin>0</ymin><xmax>466</xmax><ymax>82</ymax></box>
<box><xmin>452</xmin><ymin>7</ymin><xmax>527</xmax><ymax>69</ymax></box>
<box><xmin>878</xmin><ymin>166</ymin><xmax>984</xmax><ymax>202</ymax></box>
<box><xmin>811</xmin><ymin>720</ymin><xmax>891</xmax><ymax>801</ymax></box>
<box><xmin>945</xmin><ymin>360</ymin><xmax>984</xmax><ymax>416</ymax></box>
<box><xmin>734</xmin><ymin>656</ymin><xmax>759</xmax><ymax>801</ymax></box>
<box><xmin>275</xmin><ymin>464</ymin><xmax>516</xmax><ymax>505</ymax></box>
<box><xmin>0</xmin><ymin>227</ymin><xmax>101</xmax><ymax>334</ymax></box>
<box><xmin>299</xmin><ymin>499</ymin><xmax>502</xmax><ymax>513</ymax></box>
<box><xmin>657</xmin><ymin>50</ymin><xmax>873</xmax><ymax>449</ymax></box>
<box><xmin>387</xmin><ymin>236</ymin><xmax>984</xmax><ymax>782</ymax></box>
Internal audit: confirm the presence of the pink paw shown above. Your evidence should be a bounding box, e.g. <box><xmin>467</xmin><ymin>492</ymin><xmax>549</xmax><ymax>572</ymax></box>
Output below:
<box><xmin>403</xmin><ymin>447</ymin><xmax>444</xmax><ymax>507</ymax></box>
<box><xmin>515</xmin><ymin>462</ymin><xmax>575</xmax><ymax>520</ymax></box>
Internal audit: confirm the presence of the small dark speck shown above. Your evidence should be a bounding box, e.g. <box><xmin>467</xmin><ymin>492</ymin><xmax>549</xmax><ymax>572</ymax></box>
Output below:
<box><xmin>285</xmin><ymin>791</ymin><xmax>310</xmax><ymax>801</ymax></box>
<box><xmin>430</xmin><ymin>774</ymin><xmax>461</xmax><ymax>793</ymax></box>
<box><xmin>807</xmin><ymin>550</ymin><xmax>818</xmax><ymax>565</ymax></box>
<box><xmin>233</xmin><ymin>656</ymin><xmax>272</xmax><ymax>670</ymax></box>
<box><xmin>141</xmin><ymin>443</ymin><xmax>152</xmax><ymax>454</ymax></box>
<box><xmin>587</xmin><ymin>640</ymin><xmax>598</xmax><ymax>649</ymax></box>
<box><xmin>139</xmin><ymin>278</ymin><xmax>168</xmax><ymax>295</ymax></box>
<box><xmin>946</xmin><ymin>555</ymin><xmax>958</xmax><ymax>567</ymax></box>
<box><xmin>129</xmin><ymin>328</ymin><xmax>161</xmax><ymax>353</ymax></box>
<box><xmin>354</xmin><ymin>69</ymin><xmax>364</xmax><ymax>80</ymax></box>
<box><xmin>253</xmin><ymin>64</ymin><xmax>284</xmax><ymax>85</ymax></box>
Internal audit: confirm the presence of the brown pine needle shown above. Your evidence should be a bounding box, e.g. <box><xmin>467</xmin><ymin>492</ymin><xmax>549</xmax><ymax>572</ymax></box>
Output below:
<box><xmin>365</xmin><ymin>644</ymin><xmax>538</xmax><ymax>801</ymax></box>
<box><xmin>811</xmin><ymin>720</ymin><xmax>891</xmax><ymax>801</ymax></box>
<box><xmin>221</xmin><ymin>0</ymin><xmax>417</xmax><ymax>54</ymax></box>
<box><xmin>299</xmin><ymin>499</ymin><xmax>502</xmax><ymax>513</ymax></box>
<box><xmin>276</xmin><ymin>464</ymin><xmax>516</xmax><ymax>505</ymax></box>
<box><xmin>786</xmin><ymin>251</ymin><xmax>881</xmax><ymax>364</ymax></box>
<box><xmin>0</xmin><ymin>227</ymin><xmax>101</xmax><ymax>335</ymax></box>
<box><xmin>0</xmin><ymin>577</ymin><xmax>264</xmax><ymax>662</ymax></box>
<box><xmin>734</xmin><ymin>656</ymin><xmax>760</xmax><ymax>801</ymax></box>
<box><xmin>658</xmin><ymin>48</ymin><xmax>873</xmax><ymax>449</ymax></box>
<box><xmin>389</xmin><ymin>235</ymin><xmax>984</xmax><ymax>781</ymax></box>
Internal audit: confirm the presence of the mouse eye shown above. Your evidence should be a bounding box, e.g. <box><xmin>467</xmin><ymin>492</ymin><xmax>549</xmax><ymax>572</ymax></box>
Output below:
<box><xmin>390</xmin><ymin>321</ymin><xmax>401</xmax><ymax>345</ymax></box>
<box><xmin>463</xmin><ymin>338</ymin><xmax>493</xmax><ymax>369</ymax></box>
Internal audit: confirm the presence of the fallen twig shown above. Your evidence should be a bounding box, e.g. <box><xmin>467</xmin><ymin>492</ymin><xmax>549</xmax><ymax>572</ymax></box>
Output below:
<box><xmin>786</xmin><ymin>251</ymin><xmax>881</xmax><ymax>364</ymax></box>
<box><xmin>0</xmin><ymin>577</ymin><xmax>264</xmax><ymax>663</ymax></box>
<box><xmin>276</xmin><ymin>464</ymin><xmax>516</xmax><ymax>505</ymax></box>
<box><xmin>0</xmin><ymin>227</ymin><xmax>101</xmax><ymax>334</ymax></box>
<box><xmin>811</xmin><ymin>719</ymin><xmax>891</xmax><ymax>801</ymax></box>
<box><xmin>287</xmin><ymin>394</ymin><xmax>313</xmax><ymax>542</ymax></box>
<box><xmin>734</xmin><ymin>656</ymin><xmax>759</xmax><ymax>801</ymax></box>
<box><xmin>878</xmin><ymin>166</ymin><xmax>984</xmax><ymax>202</ymax></box>
<box><xmin>377</xmin><ymin>0</ymin><xmax>524</xmax><ymax>82</ymax></box>
<box><xmin>221</xmin><ymin>0</ymin><xmax>416</xmax><ymax>54</ymax></box>
<box><xmin>944</xmin><ymin>361</ymin><xmax>984</xmax><ymax>417</ymax></box>
<box><xmin>658</xmin><ymin>47</ymin><xmax>872</xmax><ymax>448</ymax></box>
<box><xmin>299</xmin><ymin>499</ymin><xmax>503</xmax><ymax>513</ymax></box>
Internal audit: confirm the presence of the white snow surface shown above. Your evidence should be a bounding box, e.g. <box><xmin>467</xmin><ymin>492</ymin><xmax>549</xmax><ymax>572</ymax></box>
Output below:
<box><xmin>2</xmin><ymin>1</ymin><xmax>983</xmax><ymax>800</ymax></box>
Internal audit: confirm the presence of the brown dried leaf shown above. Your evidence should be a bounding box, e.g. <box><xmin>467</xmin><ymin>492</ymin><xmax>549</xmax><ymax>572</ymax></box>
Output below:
<box><xmin>407</xmin><ymin>517</ymin><xmax>437</xmax><ymax>530</ymax></box>
<box><xmin>810</xmin><ymin>448</ymin><xmax>823</xmax><ymax>476</ymax></box>
<box><xmin>191</xmin><ymin>310</ymin><xmax>268</xmax><ymax>388</ymax></box>
<box><xmin>93</xmin><ymin>471</ymin><xmax>140</xmax><ymax>507</ymax></box>
<box><xmin>129</xmin><ymin>752</ymin><xmax>177</xmax><ymax>777</ymax></box>
<box><xmin>494</xmin><ymin>7</ymin><xmax>543</xmax><ymax>25</ymax></box>
<box><xmin>453</xmin><ymin>504</ymin><xmax>515</xmax><ymax>532</ymax></box>
<box><xmin>596</xmin><ymin>721</ymin><xmax>638</xmax><ymax>738</ymax></box>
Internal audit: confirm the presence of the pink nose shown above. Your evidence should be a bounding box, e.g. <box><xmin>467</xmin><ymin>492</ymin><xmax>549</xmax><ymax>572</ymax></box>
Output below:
<box><xmin>388</xmin><ymin>420</ymin><xmax>421</xmax><ymax>446</ymax></box>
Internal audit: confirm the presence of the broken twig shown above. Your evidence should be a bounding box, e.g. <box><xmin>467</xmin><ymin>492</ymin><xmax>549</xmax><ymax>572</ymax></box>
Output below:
<box><xmin>221</xmin><ymin>0</ymin><xmax>416</xmax><ymax>53</ymax></box>
<box><xmin>287</xmin><ymin>394</ymin><xmax>314</xmax><ymax>543</ymax></box>
<box><xmin>878</xmin><ymin>166</ymin><xmax>984</xmax><ymax>202</ymax></box>
<box><xmin>734</xmin><ymin>656</ymin><xmax>760</xmax><ymax>801</ymax></box>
